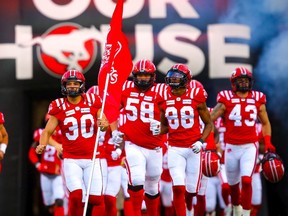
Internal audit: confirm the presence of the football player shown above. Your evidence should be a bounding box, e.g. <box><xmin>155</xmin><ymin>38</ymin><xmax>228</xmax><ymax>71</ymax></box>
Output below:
<box><xmin>121</xmin><ymin>59</ymin><xmax>166</xmax><ymax>216</ymax></box>
<box><xmin>210</xmin><ymin>67</ymin><xmax>276</xmax><ymax>216</ymax></box>
<box><xmin>155</xmin><ymin>64</ymin><xmax>213</xmax><ymax>216</ymax></box>
<box><xmin>36</xmin><ymin>70</ymin><xmax>123</xmax><ymax>216</ymax></box>
<box><xmin>29</xmin><ymin>125</ymin><xmax>65</xmax><ymax>216</ymax></box>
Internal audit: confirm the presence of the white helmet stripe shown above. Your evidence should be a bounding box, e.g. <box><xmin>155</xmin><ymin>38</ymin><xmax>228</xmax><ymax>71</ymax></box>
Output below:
<box><xmin>139</xmin><ymin>59</ymin><xmax>147</xmax><ymax>72</ymax></box>
<box><xmin>269</xmin><ymin>159</ymin><xmax>278</xmax><ymax>182</ymax></box>
<box><xmin>172</xmin><ymin>64</ymin><xmax>181</xmax><ymax>70</ymax></box>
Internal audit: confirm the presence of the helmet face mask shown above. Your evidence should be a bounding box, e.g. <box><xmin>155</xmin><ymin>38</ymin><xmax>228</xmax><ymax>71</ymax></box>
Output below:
<box><xmin>230</xmin><ymin>67</ymin><xmax>253</xmax><ymax>92</ymax></box>
<box><xmin>261</xmin><ymin>152</ymin><xmax>285</xmax><ymax>183</ymax></box>
<box><xmin>165</xmin><ymin>71</ymin><xmax>188</xmax><ymax>89</ymax></box>
<box><xmin>132</xmin><ymin>59</ymin><xmax>156</xmax><ymax>91</ymax></box>
<box><xmin>65</xmin><ymin>81</ymin><xmax>83</xmax><ymax>97</ymax></box>
<box><xmin>133</xmin><ymin>73</ymin><xmax>155</xmax><ymax>91</ymax></box>
<box><xmin>61</xmin><ymin>70</ymin><xmax>85</xmax><ymax>97</ymax></box>
<box><xmin>165</xmin><ymin>64</ymin><xmax>191</xmax><ymax>89</ymax></box>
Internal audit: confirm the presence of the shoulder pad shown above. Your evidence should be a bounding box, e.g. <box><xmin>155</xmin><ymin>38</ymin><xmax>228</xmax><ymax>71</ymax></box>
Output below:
<box><xmin>251</xmin><ymin>91</ymin><xmax>266</xmax><ymax>104</ymax></box>
<box><xmin>190</xmin><ymin>87</ymin><xmax>207</xmax><ymax>103</ymax></box>
<box><xmin>48</xmin><ymin>98</ymin><xmax>65</xmax><ymax>116</ymax></box>
<box><xmin>33</xmin><ymin>128</ymin><xmax>43</xmax><ymax>142</ymax></box>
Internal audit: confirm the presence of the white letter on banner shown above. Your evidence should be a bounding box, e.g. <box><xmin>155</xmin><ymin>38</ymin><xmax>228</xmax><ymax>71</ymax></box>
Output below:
<box><xmin>33</xmin><ymin>0</ymin><xmax>90</xmax><ymax>20</ymax></box>
<box><xmin>208</xmin><ymin>24</ymin><xmax>252</xmax><ymax>79</ymax></box>
<box><xmin>149</xmin><ymin>0</ymin><xmax>199</xmax><ymax>18</ymax></box>
<box><xmin>0</xmin><ymin>25</ymin><xmax>33</xmax><ymax>79</ymax></box>
<box><xmin>94</xmin><ymin>0</ymin><xmax>144</xmax><ymax>18</ymax></box>
<box><xmin>158</xmin><ymin>24</ymin><xmax>205</xmax><ymax>76</ymax></box>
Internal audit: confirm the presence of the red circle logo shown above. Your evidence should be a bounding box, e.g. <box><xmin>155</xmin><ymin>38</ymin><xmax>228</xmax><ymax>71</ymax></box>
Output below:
<box><xmin>36</xmin><ymin>23</ymin><xmax>99</xmax><ymax>77</ymax></box>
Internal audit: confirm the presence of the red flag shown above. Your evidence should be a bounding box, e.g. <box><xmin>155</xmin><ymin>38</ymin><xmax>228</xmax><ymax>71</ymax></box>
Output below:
<box><xmin>98</xmin><ymin>0</ymin><xmax>132</xmax><ymax>123</ymax></box>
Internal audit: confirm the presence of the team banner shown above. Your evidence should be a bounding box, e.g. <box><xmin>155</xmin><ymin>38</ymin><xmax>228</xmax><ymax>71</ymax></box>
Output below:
<box><xmin>98</xmin><ymin>0</ymin><xmax>133</xmax><ymax>123</ymax></box>
<box><xmin>0</xmin><ymin>0</ymin><xmax>287</xmax><ymax>119</ymax></box>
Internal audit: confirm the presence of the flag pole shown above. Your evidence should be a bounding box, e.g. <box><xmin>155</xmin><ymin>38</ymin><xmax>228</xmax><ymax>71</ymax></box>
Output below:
<box><xmin>83</xmin><ymin>72</ymin><xmax>110</xmax><ymax>216</ymax></box>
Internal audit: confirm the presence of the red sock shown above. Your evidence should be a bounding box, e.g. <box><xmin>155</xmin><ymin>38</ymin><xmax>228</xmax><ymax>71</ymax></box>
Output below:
<box><xmin>229</xmin><ymin>183</ymin><xmax>241</xmax><ymax>206</ymax></box>
<box><xmin>144</xmin><ymin>194</ymin><xmax>160</xmax><ymax>216</ymax></box>
<box><xmin>194</xmin><ymin>194</ymin><xmax>206</xmax><ymax>216</ymax></box>
<box><xmin>219</xmin><ymin>208</ymin><xmax>225</xmax><ymax>216</ymax></box>
<box><xmin>128</xmin><ymin>188</ymin><xmax>144</xmax><ymax>216</ymax></box>
<box><xmin>68</xmin><ymin>190</ymin><xmax>83</xmax><ymax>216</ymax></box>
<box><xmin>123</xmin><ymin>198</ymin><xmax>135</xmax><ymax>216</ymax></box>
<box><xmin>90</xmin><ymin>195</ymin><xmax>105</xmax><ymax>216</ymax></box>
<box><xmin>164</xmin><ymin>206</ymin><xmax>175</xmax><ymax>216</ymax></box>
<box><xmin>104</xmin><ymin>195</ymin><xmax>117</xmax><ymax>216</ymax></box>
<box><xmin>172</xmin><ymin>185</ymin><xmax>186</xmax><ymax>216</ymax></box>
<box><xmin>241</xmin><ymin>176</ymin><xmax>252</xmax><ymax>210</ymax></box>
<box><xmin>221</xmin><ymin>183</ymin><xmax>230</xmax><ymax>206</ymax></box>
<box><xmin>251</xmin><ymin>204</ymin><xmax>261</xmax><ymax>216</ymax></box>
<box><xmin>54</xmin><ymin>206</ymin><xmax>64</xmax><ymax>216</ymax></box>
<box><xmin>185</xmin><ymin>191</ymin><xmax>194</xmax><ymax>211</ymax></box>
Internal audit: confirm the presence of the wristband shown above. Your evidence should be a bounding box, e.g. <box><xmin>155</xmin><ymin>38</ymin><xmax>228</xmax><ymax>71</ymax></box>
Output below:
<box><xmin>199</xmin><ymin>139</ymin><xmax>204</xmax><ymax>144</ymax></box>
<box><xmin>0</xmin><ymin>143</ymin><xmax>7</xmax><ymax>154</ymax></box>
<box><xmin>264</xmin><ymin>135</ymin><xmax>271</xmax><ymax>145</ymax></box>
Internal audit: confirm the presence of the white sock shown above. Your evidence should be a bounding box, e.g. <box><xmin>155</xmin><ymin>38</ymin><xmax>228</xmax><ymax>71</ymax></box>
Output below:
<box><xmin>242</xmin><ymin>209</ymin><xmax>251</xmax><ymax>216</ymax></box>
<box><xmin>233</xmin><ymin>205</ymin><xmax>242</xmax><ymax>216</ymax></box>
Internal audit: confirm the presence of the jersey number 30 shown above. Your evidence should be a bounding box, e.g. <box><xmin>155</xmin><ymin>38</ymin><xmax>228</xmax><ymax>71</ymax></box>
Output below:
<box><xmin>64</xmin><ymin>114</ymin><xmax>95</xmax><ymax>140</ymax></box>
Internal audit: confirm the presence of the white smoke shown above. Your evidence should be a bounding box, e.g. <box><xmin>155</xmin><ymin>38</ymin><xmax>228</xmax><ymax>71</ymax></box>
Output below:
<box><xmin>219</xmin><ymin>0</ymin><xmax>288</xmax><ymax>123</ymax></box>
<box><xmin>255</xmin><ymin>31</ymin><xmax>288</xmax><ymax>121</ymax></box>
<box><xmin>219</xmin><ymin>0</ymin><xmax>288</xmax><ymax>49</ymax></box>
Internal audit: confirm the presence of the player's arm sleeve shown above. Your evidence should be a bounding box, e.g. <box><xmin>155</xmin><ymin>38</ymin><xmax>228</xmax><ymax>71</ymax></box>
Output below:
<box><xmin>258</xmin><ymin>91</ymin><xmax>267</xmax><ymax>105</ymax></box>
<box><xmin>40</xmin><ymin>101</ymin><xmax>61</xmax><ymax>147</ymax></box>
<box><xmin>194</xmin><ymin>87</ymin><xmax>208</xmax><ymax>103</ymax></box>
<box><xmin>216</xmin><ymin>91</ymin><xmax>227</xmax><ymax>103</ymax></box>
<box><xmin>28</xmin><ymin>143</ymin><xmax>40</xmax><ymax>164</ymax></box>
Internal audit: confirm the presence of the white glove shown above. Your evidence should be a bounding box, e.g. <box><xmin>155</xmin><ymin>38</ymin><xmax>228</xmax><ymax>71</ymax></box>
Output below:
<box><xmin>98</xmin><ymin>131</ymin><xmax>106</xmax><ymax>143</ymax></box>
<box><xmin>111</xmin><ymin>148</ymin><xmax>122</xmax><ymax>160</ymax></box>
<box><xmin>191</xmin><ymin>141</ymin><xmax>203</xmax><ymax>154</ymax></box>
<box><xmin>149</xmin><ymin>119</ymin><xmax>161</xmax><ymax>135</ymax></box>
<box><xmin>112</xmin><ymin>130</ymin><xmax>124</xmax><ymax>146</ymax></box>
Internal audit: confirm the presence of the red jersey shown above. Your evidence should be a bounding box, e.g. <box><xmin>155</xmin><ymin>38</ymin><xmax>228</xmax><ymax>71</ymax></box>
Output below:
<box><xmin>121</xmin><ymin>81</ymin><xmax>165</xmax><ymax>149</ymax></box>
<box><xmin>0</xmin><ymin>112</ymin><xmax>5</xmax><ymax>124</ymax></box>
<box><xmin>105</xmin><ymin>137</ymin><xmax>122</xmax><ymax>167</ymax></box>
<box><xmin>29</xmin><ymin>128</ymin><xmax>62</xmax><ymax>175</ymax></box>
<box><xmin>158</xmin><ymin>87</ymin><xmax>207</xmax><ymax>147</ymax></box>
<box><xmin>217</xmin><ymin>90</ymin><xmax>266</xmax><ymax>144</ymax></box>
<box><xmin>48</xmin><ymin>93</ymin><xmax>102</xmax><ymax>159</ymax></box>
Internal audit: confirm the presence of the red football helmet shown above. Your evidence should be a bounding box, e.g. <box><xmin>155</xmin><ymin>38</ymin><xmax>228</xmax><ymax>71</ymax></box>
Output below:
<box><xmin>202</xmin><ymin>151</ymin><xmax>221</xmax><ymax>177</ymax></box>
<box><xmin>190</xmin><ymin>79</ymin><xmax>203</xmax><ymax>88</ymax></box>
<box><xmin>61</xmin><ymin>70</ymin><xmax>85</xmax><ymax>96</ymax></box>
<box><xmin>230</xmin><ymin>67</ymin><xmax>253</xmax><ymax>92</ymax></box>
<box><xmin>132</xmin><ymin>59</ymin><xmax>156</xmax><ymax>90</ymax></box>
<box><xmin>261</xmin><ymin>152</ymin><xmax>285</xmax><ymax>183</ymax></box>
<box><xmin>165</xmin><ymin>64</ymin><xmax>192</xmax><ymax>89</ymax></box>
<box><xmin>86</xmin><ymin>85</ymin><xmax>99</xmax><ymax>95</ymax></box>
